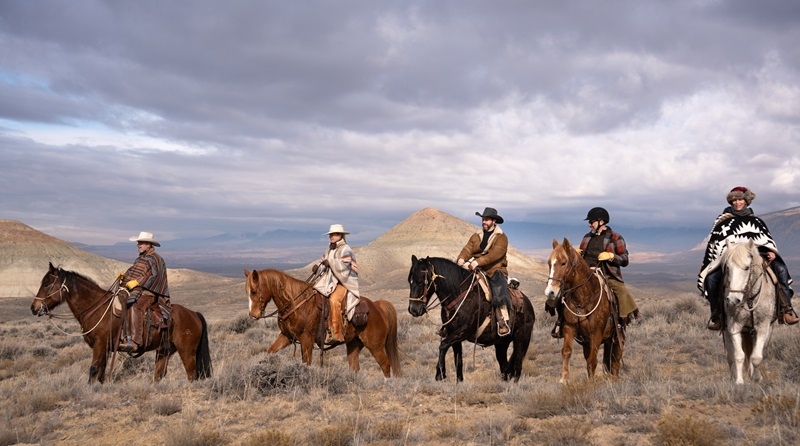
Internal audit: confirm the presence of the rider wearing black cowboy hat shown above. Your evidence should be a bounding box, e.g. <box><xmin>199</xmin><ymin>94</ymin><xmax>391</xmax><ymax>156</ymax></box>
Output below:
<box><xmin>457</xmin><ymin>207</ymin><xmax>513</xmax><ymax>336</ymax></box>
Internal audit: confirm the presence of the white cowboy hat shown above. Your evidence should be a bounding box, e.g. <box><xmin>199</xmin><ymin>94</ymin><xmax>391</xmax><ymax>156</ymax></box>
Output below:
<box><xmin>324</xmin><ymin>224</ymin><xmax>350</xmax><ymax>235</ymax></box>
<box><xmin>129</xmin><ymin>231</ymin><xmax>161</xmax><ymax>247</ymax></box>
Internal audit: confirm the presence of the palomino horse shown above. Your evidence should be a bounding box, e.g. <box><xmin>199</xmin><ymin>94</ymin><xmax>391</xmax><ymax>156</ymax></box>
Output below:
<box><xmin>720</xmin><ymin>240</ymin><xmax>777</xmax><ymax>384</ymax></box>
<box><xmin>544</xmin><ymin>239</ymin><xmax>623</xmax><ymax>384</ymax></box>
<box><xmin>244</xmin><ymin>268</ymin><xmax>401</xmax><ymax>377</ymax></box>
<box><xmin>30</xmin><ymin>263</ymin><xmax>212</xmax><ymax>383</ymax></box>
<box><xmin>407</xmin><ymin>256</ymin><xmax>535</xmax><ymax>382</ymax></box>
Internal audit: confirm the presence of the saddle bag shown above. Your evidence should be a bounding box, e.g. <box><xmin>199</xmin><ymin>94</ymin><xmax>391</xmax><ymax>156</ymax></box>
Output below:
<box><xmin>350</xmin><ymin>300</ymin><xmax>369</xmax><ymax>327</ymax></box>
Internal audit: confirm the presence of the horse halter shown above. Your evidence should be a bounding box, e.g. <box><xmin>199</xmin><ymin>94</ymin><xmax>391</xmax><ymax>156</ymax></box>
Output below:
<box><xmin>32</xmin><ymin>272</ymin><xmax>69</xmax><ymax>316</ymax></box>
<box><xmin>724</xmin><ymin>256</ymin><xmax>764</xmax><ymax>305</ymax></box>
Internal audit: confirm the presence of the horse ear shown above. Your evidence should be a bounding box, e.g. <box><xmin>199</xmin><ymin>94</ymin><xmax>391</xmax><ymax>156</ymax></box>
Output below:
<box><xmin>412</xmin><ymin>255</ymin><xmax>418</xmax><ymax>263</ymax></box>
<box><xmin>552</xmin><ymin>239</ymin><xmax>558</xmax><ymax>248</ymax></box>
<box><xmin>563</xmin><ymin>238</ymin><xmax>572</xmax><ymax>250</ymax></box>
<box><xmin>244</xmin><ymin>268</ymin><xmax>251</xmax><ymax>277</ymax></box>
<box><xmin>49</xmin><ymin>262</ymin><xmax>56</xmax><ymax>271</ymax></box>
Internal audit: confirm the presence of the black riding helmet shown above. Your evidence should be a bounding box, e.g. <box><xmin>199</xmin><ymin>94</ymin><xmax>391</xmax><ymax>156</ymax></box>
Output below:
<box><xmin>584</xmin><ymin>207</ymin><xmax>610</xmax><ymax>224</ymax></box>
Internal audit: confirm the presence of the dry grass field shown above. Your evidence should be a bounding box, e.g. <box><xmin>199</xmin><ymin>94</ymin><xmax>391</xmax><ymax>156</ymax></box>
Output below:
<box><xmin>1</xmin><ymin>277</ymin><xmax>799</xmax><ymax>446</ymax></box>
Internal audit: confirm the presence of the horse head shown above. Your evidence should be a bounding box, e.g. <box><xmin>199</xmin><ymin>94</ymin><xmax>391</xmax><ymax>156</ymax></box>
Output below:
<box><xmin>31</xmin><ymin>262</ymin><xmax>69</xmax><ymax>316</ymax></box>
<box><xmin>244</xmin><ymin>268</ymin><xmax>275</xmax><ymax>319</ymax></box>
<box><xmin>544</xmin><ymin>238</ymin><xmax>580</xmax><ymax>307</ymax></box>
<box><xmin>722</xmin><ymin>240</ymin><xmax>762</xmax><ymax>307</ymax></box>
<box><xmin>408</xmin><ymin>255</ymin><xmax>437</xmax><ymax>317</ymax></box>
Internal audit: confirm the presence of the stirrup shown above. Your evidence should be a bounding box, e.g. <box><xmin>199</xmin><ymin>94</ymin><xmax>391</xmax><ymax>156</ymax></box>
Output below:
<box><xmin>783</xmin><ymin>311</ymin><xmax>800</xmax><ymax>326</ymax></box>
<box><xmin>118</xmin><ymin>339</ymin><xmax>141</xmax><ymax>353</ymax></box>
<box><xmin>497</xmin><ymin>319</ymin><xmax>510</xmax><ymax>337</ymax></box>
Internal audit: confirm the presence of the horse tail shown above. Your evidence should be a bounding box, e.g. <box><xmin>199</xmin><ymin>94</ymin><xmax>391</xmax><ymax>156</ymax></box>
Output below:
<box><xmin>377</xmin><ymin>300</ymin><xmax>402</xmax><ymax>377</ymax></box>
<box><xmin>195</xmin><ymin>311</ymin><xmax>213</xmax><ymax>379</ymax></box>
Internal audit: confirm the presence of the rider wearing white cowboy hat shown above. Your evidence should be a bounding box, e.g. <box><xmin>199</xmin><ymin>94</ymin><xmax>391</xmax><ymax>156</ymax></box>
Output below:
<box><xmin>118</xmin><ymin>231</ymin><xmax>169</xmax><ymax>352</ymax></box>
<box><xmin>313</xmin><ymin>224</ymin><xmax>360</xmax><ymax>345</ymax></box>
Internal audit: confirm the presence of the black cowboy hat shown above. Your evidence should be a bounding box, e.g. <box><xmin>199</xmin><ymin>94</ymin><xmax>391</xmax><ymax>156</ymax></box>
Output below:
<box><xmin>476</xmin><ymin>207</ymin><xmax>504</xmax><ymax>224</ymax></box>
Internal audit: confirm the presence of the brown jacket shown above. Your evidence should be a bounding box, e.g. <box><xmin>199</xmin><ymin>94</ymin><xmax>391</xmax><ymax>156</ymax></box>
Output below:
<box><xmin>457</xmin><ymin>227</ymin><xmax>508</xmax><ymax>277</ymax></box>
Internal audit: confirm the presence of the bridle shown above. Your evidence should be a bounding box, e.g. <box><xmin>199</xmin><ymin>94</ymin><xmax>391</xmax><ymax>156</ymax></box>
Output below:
<box><xmin>33</xmin><ymin>270</ymin><xmax>118</xmax><ymax>336</ymax></box>
<box><xmin>548</xmin><ymin>250</ymin><xmax>606</xmax><ymax>317</ymax></box>
<box><xmin>251</xmin><ymin>275</ymin><xmax>316</xmax><ymax>321</ymax></box>
<box><xmin>408</xmin><ymin>261</ymin><xmax>445</xmax><ymax>312</ymax></box>
<box><xmin>724</xmin><ymin>253</ymin><xmax>765</xmax><ymax>311</ymax></box>
<box><xmin>31</xmin><ymin>272</ymin><xmax>69</xmax><ymax>316</ymax></box>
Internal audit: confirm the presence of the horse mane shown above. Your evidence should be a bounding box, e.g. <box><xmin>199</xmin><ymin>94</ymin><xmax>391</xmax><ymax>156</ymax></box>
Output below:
<box><xmin>723</xmin><ymin>242</ymin><xmax>762</xmax><ymax>270</ymax></box>
<box><xmin>259</xmin><ymin>269</ymin><xmax>313</xmax><ymax>295</ymax></box>
<box><xmin>424</xmin><ymin>257</ymin><xmax>470</xmax><ymax>295</ymax></box>
<box><xmin>57</xmin><ymin>266</ymin><xmax>101</xmax><ymax>289</ymax></box>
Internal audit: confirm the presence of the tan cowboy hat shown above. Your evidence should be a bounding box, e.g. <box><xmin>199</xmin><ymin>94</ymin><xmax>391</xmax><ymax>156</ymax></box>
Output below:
<box><xmin>324</xmin><ymin>224</ymin><xmax>350</xmax><ymax>235</ymax></box>
<box><xmin>129</xmin><ymin>231</ymin><xmax>161</xmax><ymax>247</ymax></box>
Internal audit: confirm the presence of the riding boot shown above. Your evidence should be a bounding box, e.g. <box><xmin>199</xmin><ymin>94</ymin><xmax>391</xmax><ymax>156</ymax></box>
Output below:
<box><xmin>496</xmin><ymin>306</ymin><xmax>510</xmax><ymax>336</ymax></box>
<box><xmin>771</xmin><ymin>259</ymin><xmax>799</xmax><ymax>325</ymax></box>
<box><xmin>551</xmin><ymin>306</ymin><xmax>564</xmax><ymax>339</ymax></box>
<box><xmin>119</xmin><ymin>307</ymin><xmax>143</xmax><ymax>352</ymax></box>
<box><xmin>325</xmin><ymin>285</ymin><xmax>346</xmax><ymax>344</ymax></box>
<box><xmin>705</xmin><ymin>269</ymin><xmax>722</xmax><ymax>331</ymax></box>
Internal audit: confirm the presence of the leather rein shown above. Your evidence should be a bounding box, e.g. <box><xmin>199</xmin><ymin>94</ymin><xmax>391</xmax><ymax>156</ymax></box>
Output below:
<box><xmin>547</xmin><ymin>253</ymin><xmax>606</xmax><ymax>318</ymax></box>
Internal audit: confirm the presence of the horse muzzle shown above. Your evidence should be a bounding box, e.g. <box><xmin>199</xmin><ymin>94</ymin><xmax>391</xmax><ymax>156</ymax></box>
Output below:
<box><xmin>726</xmin><ymin>292</ymin><xmax>744</xmax><ymax>307</ymax></box>
<box><xmin>408</xmin><ymin>301</ymin><xmax>427</xmax><ymax>317</ymax></box>
<box><xmin>31</xmin><ymin>302</ymin><xmax>48</xmax><ymax>317</ymax></box>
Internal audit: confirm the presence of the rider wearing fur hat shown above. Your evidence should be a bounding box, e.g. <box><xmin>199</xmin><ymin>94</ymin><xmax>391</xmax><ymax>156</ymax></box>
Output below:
<box><xmin>119</xmin><ymin>232</ymin><xmax>169</xmax><ymax>353</ymax></box>
<box><xmin>699</xmin><ymin>186</ymin><xmax>798</xmax><ymax>330</ymax></box>
<box><xmin>457</xmin><ymin>207</ymin><xmax>513</xmax><ymax>336</ymax></box>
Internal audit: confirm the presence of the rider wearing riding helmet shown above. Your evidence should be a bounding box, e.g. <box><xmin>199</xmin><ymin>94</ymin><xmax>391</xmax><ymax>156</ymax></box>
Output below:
<box><xmin>551</xmin><ymin>207</ymin><xmax>639</xmax><ymax>338</ymax></box>
<box><xmin>699</xmin><ymin>186</ymin><xmax>798</xmax><ymax>330</ymax></box>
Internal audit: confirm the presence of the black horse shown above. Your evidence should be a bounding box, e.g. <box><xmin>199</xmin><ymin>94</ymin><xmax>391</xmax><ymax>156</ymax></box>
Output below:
<box><xmin>407</xmin><ymin>255</ymin><xmax>534</xmax><ymax>382</ymax></box>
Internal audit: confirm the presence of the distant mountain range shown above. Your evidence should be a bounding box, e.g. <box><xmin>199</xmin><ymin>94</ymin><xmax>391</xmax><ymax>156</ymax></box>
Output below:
<box><xmin>6</xmin><ymin>206</ymin><xmax>798</xmax><ymax>295</ymax></box>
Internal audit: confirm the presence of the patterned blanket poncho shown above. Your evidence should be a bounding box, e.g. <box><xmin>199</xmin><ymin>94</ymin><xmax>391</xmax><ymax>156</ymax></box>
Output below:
<box><xmin>697</xmin><ymin>214</ymin><xmax>780</xmax><ymax>294</ymax></box>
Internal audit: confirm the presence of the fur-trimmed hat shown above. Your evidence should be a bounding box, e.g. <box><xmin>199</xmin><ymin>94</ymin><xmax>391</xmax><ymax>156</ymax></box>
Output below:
<box><xmin>726</xmin><ymin>186</ymin><xmax>756</xmax><ymax>205</ymax></box>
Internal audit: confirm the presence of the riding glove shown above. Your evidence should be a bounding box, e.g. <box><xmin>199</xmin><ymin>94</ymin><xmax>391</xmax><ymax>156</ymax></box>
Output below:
<box><xmin>598</xmin><ymin>252</ymin><xmax>614</xmax><ymax>262</ymax></box>
<box><xmin>125</xmin><ymin>279</ymin><xmax>140</xmax><ymax>290</ymax></box>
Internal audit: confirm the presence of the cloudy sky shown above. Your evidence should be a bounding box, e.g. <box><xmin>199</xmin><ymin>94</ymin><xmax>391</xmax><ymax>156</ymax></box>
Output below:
<box><xmin>2</xmin><ymin>0</ymin><xmax>799</xmax><ymax>246</ymax></box>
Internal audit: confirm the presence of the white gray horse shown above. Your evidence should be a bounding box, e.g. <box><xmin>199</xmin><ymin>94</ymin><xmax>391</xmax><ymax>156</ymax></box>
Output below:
<box><xmin>720</xmin><ymin>240</ymin><xmax>777</xmax><ymax>384</ymax></box>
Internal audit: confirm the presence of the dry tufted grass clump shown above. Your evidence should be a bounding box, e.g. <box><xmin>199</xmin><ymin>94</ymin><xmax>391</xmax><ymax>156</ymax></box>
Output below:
<box><xmin>3</xmin><ymin>283</ymin><xmax>800</xmax><ymax>445</ymax></box>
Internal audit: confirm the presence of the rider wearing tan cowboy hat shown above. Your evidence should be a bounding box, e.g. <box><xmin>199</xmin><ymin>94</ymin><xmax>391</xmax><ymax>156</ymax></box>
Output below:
<box><xmin>457</xmin><ymin>207</ymin><xmax>512</xmax><ymax>336</ymax></box>
<box><xmin>312</xmin><ymin>224</ymin><xmax>360</xmax><ymax>345</ymax></box>
<box><xmin>119</xmin><ymin>231</ymin><xmax>169</xmax><ymax>352</ymax></box>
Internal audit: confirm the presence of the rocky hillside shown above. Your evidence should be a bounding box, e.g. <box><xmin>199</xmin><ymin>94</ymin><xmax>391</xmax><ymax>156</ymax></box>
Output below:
<box><xmin>0</xmin><ymin>220</ymin><xmax>222</xmax><ymax>298</ymax></box>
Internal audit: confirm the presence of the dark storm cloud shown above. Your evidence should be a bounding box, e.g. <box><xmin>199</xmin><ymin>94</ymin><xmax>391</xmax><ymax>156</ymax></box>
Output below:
<box><xmin>1</xmin><ymin>0</ymin><xmax>798</xmax><ymax>246</ymax></box>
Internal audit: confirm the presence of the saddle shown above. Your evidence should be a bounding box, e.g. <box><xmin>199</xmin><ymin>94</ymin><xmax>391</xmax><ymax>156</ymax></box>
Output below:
<box><xmin>314</xmin><ymin>294</ymin><xmax>370</xmax><ymax>346</ymax></box>
<box><xmin>113</xmin><ymin>291</ymin><xmax>172</xmax><ymax>345</ymax></box>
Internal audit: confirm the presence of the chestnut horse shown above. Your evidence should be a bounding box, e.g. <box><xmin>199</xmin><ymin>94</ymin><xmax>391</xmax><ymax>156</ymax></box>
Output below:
<box><xmin>720</xmin><ymin>240</ymin><xmax>777</xmax><ymax>384</ymax></box>
<box><xmin>244</xmin><ymin>268</ymin><xmax>401</xmax><ymax>377</ymax></box>
<box><xmin>407</xmin><ymin>256</ymin><xmax>535</xmax><ymax>382</ymax></box>
<box><xmin>544</xmin><ymin>239</ymin><xmax>623</xmax><ymax>384</ymax></box>
<box><xmin>30</xmin><ymin>263</ymin><xmax>212</xmax><ymax>383</ymax></box>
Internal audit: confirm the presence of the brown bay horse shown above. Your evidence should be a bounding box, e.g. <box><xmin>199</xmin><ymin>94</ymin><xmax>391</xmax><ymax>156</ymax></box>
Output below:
<box><xmin>544</xmin><ymin>239</ymin><xmax>623</xmax><ymax>384</ymax></box>
<box><xmin>244</xmin><ymin>268</ymin><xmax>401</xmax><ymax>377</ymax></box>
<box><xmin>30</xmin><ymin>263</ymin><xmax>212</xmax><ymax>383</ymax></box>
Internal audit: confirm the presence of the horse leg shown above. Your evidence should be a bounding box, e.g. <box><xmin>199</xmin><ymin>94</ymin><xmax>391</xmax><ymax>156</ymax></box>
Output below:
<box><xmin>89</xmin><ymin>344</ymin><xmax>108</xmax><ymax>384</ymax></box>
<box><xmin>750</xmin><ymin>327</ymin><xmax>771</xmax><ymax>382</ymax></box>
<box><xmin>728</xmin><ymin>330</ymin><xmax>746</xmax><ymax>384</ymax></box>
<box><xmin>584</xmin><ymin>335</ymin><xmax>602</xmax><ymax>379</ymax></box>
<box><xmin>346</xmin><ymin>337</ymin><xmax>365</xmax><ymax>373</ymax></box>
<box><xmin>453</xmin><ymin>342</ymin><xmax>464</xmax><ymax>382</ymax></box>
<box><xmin>494</xmin><ymin>340</ymin><xmax>511</xmax><ymax>381</ymax></box>
<box><xmin>436</xmin><ymin>341</ymin><xmax>450</xmax><ymax>381</ymax></box>
<box><xmin>363</xmin><ymin>337</ymin><xmax>392</xmax><ymax>378</ymax></box>
<box><xmin>268</xmin><ymin>333</ymin><xmax>293</xmax><ymax>354</ymax></box>
<box><xmin>560</xmin><ymin>329</ymin><xmax>574</xmax><ymax>384</ymax></box>
<box><xmin>299</xmin><ymin>333</ymin><xmax>316</xmax><ymax>366</ymax></box>
<box><xmin>154</xmin><ymin>337</ymin><xmax>176</xmax><ymax>382</ymax></box>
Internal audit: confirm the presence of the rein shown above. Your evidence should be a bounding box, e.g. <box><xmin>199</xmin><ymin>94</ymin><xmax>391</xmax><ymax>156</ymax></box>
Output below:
<box><xmin>726</xmin><ymin>257</ymin><xmax>766</xmax><ymax>312</ymax></box>
<box><xmin>34</xmin><ymin>272</ymin><xmax>119</xmax><ymax>337</ymax></box>
<box><xmin>562</xmin><ymin>268</ymin><xmax>607</xmax><ymax>318</ymax></box>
